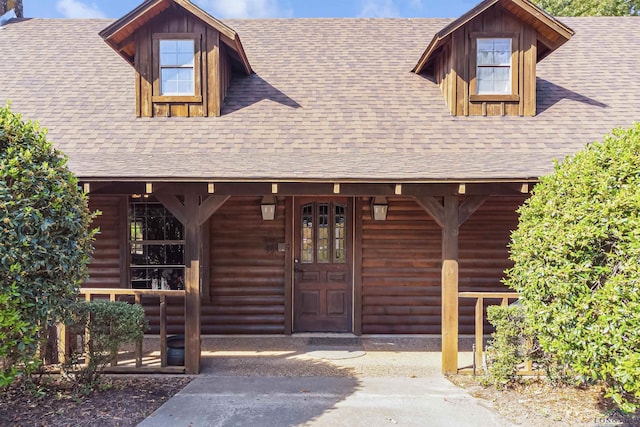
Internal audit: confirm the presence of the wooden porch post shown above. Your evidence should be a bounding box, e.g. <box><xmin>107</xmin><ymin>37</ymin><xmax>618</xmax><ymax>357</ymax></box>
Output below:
<box><xmin>156</xmin><ymin>192</ymin><xmax>230</xmax><ymax>375</ymax></box>
<box><xmin>414</xmin><ymin>193</ymin><xmax>488</xmax><ymax>375</ymax></box>
<box><xmin>184</xmin><ymin>193</ymin><xmax>201</xmax><ymax>375</ymax></box>
<box><xmin>442</xmin><ymin>195</ymin><xmax>459</xmax><ymax>375</ymax></box>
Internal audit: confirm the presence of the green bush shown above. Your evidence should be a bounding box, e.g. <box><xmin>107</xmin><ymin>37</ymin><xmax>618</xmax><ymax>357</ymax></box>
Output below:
<box><xmin>504</xmin><ymin>123</ymin><xmax>640</xmax><ymax>412</ymax></box>
<box><xmin>0</xmin><ymin>104</ymin><xmax>95</xmax><ymax>385</ymax></box>
<box><xmin>484</xmin><ymin>305</ymin><xmax>527</xmax><ymax>388</ymax></box>
<box><xmin>65</xmin><ymin>301</ymin><xmax>147</xmax><ymax>389</ymax></box>
<box><xmin>0</xmin><ymin>286</ymin><xmax>39</xmax><ymax>386</ymax></box>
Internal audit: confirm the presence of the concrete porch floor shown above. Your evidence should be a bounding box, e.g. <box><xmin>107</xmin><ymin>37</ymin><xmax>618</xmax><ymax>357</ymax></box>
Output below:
<box><xmin>138</xmin><ymin>335</ymin><xmax>510</xmax><ymax>427</ymax></box>
<box><xmin>199</xmin><ymin>335</ymin><xmax>476</xmax><ymax>377</ymax></box>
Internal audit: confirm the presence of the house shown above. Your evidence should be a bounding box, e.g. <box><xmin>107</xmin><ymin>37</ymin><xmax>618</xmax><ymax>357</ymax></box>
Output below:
<box><xmin>1</xmin><ymin>0</ymin><xmax>638</xmax><ymax>375</ymax></box>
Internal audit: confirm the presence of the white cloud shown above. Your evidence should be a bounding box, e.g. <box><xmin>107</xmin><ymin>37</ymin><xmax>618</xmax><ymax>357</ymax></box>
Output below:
<box><xmin>194</xmin><ymin>0</ymin><xmax>292</xmax><ymax>18</ymax></box>
<box><xmin>409</xmin><ymin>0</ymin><xmax>424</xmax><ymax>11</ymax></box>
<box><xmin>56</xmin><ymin>0</ymin><xmax>106</xmax><ymax>18</ymax></box>
<box><xmin>359</xmin><ymin>0</ymin><xmax>400</xmax><ymax>17</ymax></box>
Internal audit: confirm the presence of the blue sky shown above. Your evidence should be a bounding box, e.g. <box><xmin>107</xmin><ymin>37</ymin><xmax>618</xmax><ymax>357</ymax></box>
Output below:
<box><xmin>24</xmin><ymin>0</ymin><xmax>479</xmax><ymax>19</ymax></box>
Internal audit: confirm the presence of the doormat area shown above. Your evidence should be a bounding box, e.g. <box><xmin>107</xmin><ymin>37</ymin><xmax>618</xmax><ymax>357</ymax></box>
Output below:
<box><xmin>306</xmin><ymin>337</ymin><xmax>361</xmax><ymax>346</ymax></box>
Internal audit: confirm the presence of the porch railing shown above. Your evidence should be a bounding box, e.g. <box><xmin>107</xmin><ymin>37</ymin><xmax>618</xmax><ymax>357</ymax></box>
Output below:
<box><xmin>60</xmin><ymin>288</ymin><xmax>186</xmax><ymax>374</ymax></box>
<box><xmin>458</xmin><ymin>292</ymin><xmax>535</xmax><ymax>375</ymax></box>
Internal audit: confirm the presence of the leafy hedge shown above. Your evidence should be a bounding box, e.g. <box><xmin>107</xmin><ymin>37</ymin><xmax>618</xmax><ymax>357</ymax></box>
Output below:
<box><xmin>504</xmin><ymin>123</ymin><xmax>640</xmax><ymax>411</ymax></box>
<box><xmin>0</xmin><ymin>105</ymin><xmax>95</xmax><ymax>385</ymax></box>
<box><xmin>65</xmin><ymin>301</ymin><xmax>147</xmax><ymax>389</ymax></box>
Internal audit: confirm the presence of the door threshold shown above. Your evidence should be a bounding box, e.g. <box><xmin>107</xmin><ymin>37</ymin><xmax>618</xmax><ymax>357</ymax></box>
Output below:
<box><xmin>292</xmin><ymin>332</ymin><xmax>359</xmax><ymax>338</ymax></box>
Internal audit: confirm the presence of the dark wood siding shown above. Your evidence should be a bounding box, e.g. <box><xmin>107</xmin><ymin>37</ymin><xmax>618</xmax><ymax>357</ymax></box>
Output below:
<box><xmin>134</xmin><ymin>7</ymin><xmax>234</xmax><ymax>117</ymax></box>
<box><xmin>85</xmin><ymin>196</ymin><xmax>125</xmax><ymax>289</ymax></box>
<box><xmin>434</xmin><ymin>3</ymin><xmax>537</xmax><ymax>116</ymax></box>
<box><xmin>203</xmin><ymin>196</ymin><xmax>287</xmax><ymax>334</ymax></box>
<box><xmin>359</xmin><ymin>196</ymin><xmax>525</xmax><ymax>334</ymax></box>
<box><xmin>459</xmin><ymin>195</ymin><xmax>526</xmax><ymax>333</ymax></box>
<box><xmin>360</xmin><ymin>198</ymin><xmax>442</xmax><ymax>334</ymax></box>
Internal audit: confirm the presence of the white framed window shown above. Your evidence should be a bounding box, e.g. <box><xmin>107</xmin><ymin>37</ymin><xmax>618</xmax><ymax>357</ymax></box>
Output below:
<box><xmin>159</xmin><ymin>39</ymin><xmax>195</xmax><ymax>96</ymax></box>
<box><xmin>476</xmin><ymin>38</ymin><xmax>512</xmax><ymax>95</ymax></box>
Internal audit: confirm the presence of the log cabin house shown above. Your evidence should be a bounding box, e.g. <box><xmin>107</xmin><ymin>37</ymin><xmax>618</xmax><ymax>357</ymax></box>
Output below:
<box><xmin>1</xmin><ymin>0</ymin><xmax>639</xmax><ymax>374</ymax></box>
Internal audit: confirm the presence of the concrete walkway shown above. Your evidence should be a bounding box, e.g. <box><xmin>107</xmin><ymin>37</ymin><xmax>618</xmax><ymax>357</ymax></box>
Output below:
<box><xmin>138</xmin><ymin>336</ymin><xmax>512</xmax><ymax>427</ymax></box>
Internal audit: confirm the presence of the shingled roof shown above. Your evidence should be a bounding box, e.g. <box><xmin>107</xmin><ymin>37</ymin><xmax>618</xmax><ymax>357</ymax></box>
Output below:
<box><xmin>0</xmin><ymin>16</ymin><xmax>638</xmax><ymax>182</ymax></box>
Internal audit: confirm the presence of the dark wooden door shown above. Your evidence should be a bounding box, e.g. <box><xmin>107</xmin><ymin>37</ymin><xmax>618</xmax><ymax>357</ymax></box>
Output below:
<box><xmin>294</xmin><ymin>198</ymin><xmax>352</xmax><ymax>332</ymax></box>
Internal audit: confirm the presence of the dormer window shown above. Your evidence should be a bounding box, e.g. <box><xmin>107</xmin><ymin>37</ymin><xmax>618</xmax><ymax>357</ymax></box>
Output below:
<box><xmin>160</xmin><ymin>40</ymin><xmax>195</xmax><ymax>96</ymax></box>
<box><xmin>476</xmin><ymin>38</ymin><xmax>511</xmax><ymax>95</ymax></box>
<box><xmin>412</xmin><ymin>0</ymin><xmax>574</xmax><ymax>117</ymax></box>
<box><xmin>470</xmin><ymin>33</ymin><xmax>518</xmax><ymax>102</ymax></box>
<box><xmin>152</xmin><ymin>34</ymin><xmax>202</xmax><ymax>103</ymax></box>
<box><xmin>100</xmin><ymin>0</ymin><xmax>253</xmax><ymax>118</ymax></box>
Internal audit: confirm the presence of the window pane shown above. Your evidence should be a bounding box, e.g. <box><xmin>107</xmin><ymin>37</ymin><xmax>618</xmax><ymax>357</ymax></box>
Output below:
<box><xmin>334</xmin><ymin>204</ymin><xmax>346</xmax><ymax>263</ymax></box>
<box><xmin>161</xmin><ymin>67</ymin><xmax>194</xmax><ymax>95</ymax></box>
<box><xmin>317</xmin><ymin>204</ymin><xmax>329</xmax><ymax>263</ymax></box>
<box><xmin>493</xmin><ymin>40</ymin><xmax>511</xmax><ymax>65</ymax></box>
<box><xmin>477</xmin><ymin>66</ymin><xmax>510</xmax><ymax>95</ymax></box>
<box><xmin>301</xmin><ymin>204</ymin><xmax>314</xmax><ymax>263</ymax></box>
<box><xmin>166</xmin><ymin>215</ymin><xmax>183</xmax><ymax>240</ymax></box>
<box><xmin>160</xmin><ymin>40</ymin><xmax>194</xmax><ymax>66</ymax></box>
<box><xmin>493</xmin><ymin>67</ymin><xmax>511</xmax><ymax>93</ymax></box>
<box><xmin>146</xmin><ymin>206</ymin><xmax>165</xmax><ymax>240</ymax></box>
<box><xmin>129</xmin><ymin>202</ymin><xmax>185</xmax><ymax>289</ymax></box>
<box><xmin>131</xmin><ymin>268</ymin><xmax>152</xmax><ymax>290</ymax></box>
<box><xmin>161</xmin><ymin>69</ymin><xmax>179</xmax><ymax>95</ymax></box>
<box><xmin>477</xmin><ymin>39</ymin><xmax>494</xmax><ymax>65</ymax></box>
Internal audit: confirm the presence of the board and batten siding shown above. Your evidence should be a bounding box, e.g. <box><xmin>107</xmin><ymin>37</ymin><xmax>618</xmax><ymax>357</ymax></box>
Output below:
<box><xmin>359</xmin><ymin>196</ymin><xmax>525</xmax><ymax>334</ymax></box>
<box><xmin>433</xmin><ymin>3</ymin><xmax>537</xmax><ymax>117</ymax></box>
<box><xmin>203</xmin><ymin>196</ymin><xmax>287</xmax><ymax>334</ymax></box>
<box><xmin>134</xmin><ymin>6</ymin><xmax>233</xmax><ymax>118</ymax></box>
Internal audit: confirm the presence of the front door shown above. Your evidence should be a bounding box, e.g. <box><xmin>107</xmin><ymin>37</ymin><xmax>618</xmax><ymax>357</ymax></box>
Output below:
<box><xmin>294</xmin><ymin>198</ymin><xmax>352</xmax><ymax>332</ymax></box>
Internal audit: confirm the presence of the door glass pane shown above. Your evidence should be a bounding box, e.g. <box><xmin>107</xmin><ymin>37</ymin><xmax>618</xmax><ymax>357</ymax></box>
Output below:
<box><xmin>301</xmin><ymin>204</ymin><xmax>314</xmax><ymax>263</ymax></box>
<box><xmin>334</xmin><ymin>204</ymin><xmax>346</xmax><ymax>263</ymax></box>
<box><xmin>317</xmin><ymin>203</ymin><xmax>329</xmax><ymax>263</ymax></box>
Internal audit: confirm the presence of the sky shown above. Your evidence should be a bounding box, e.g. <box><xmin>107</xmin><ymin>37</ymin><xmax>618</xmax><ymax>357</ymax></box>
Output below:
<box><xmin>22</xmin><ymin>0</ymin><xmax>479</xmax><ymax>19</ymax></box>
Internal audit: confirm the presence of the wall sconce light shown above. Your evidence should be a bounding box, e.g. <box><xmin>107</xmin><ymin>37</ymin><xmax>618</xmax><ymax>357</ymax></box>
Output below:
<box><xmin>371</xmin><ymin>196</ymin><xmax>389</xmax><ymax>221</ymax></box>
<box><xmin>261</xmin><ymin>196</ymin><xmax>277</xmax><ymax>221</ymax></box>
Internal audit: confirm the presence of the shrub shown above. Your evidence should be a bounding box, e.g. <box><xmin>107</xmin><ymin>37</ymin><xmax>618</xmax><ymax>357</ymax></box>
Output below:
<box><xmin>484</xmin><ymin>305</ymin><xmax>527</xmax><ymax>388</ymax></box>
<box><xmin>65</xmin><ymin>301</ymin><xmax>147</xmax><ymax>390</ymax></box>
<box><xmin>504</xmin><ymin>123</ymin><xmax>640</xmax><ymax>411</ymax></box>
<box><xmin>0</xmin><ymin>286</ymin><xmax>39</xmax><ymax>386</ymax></box>
<box><xmin>0</xmin><ymin>104</ymin><xmax>95</xmax><ymax>385</ymax></box>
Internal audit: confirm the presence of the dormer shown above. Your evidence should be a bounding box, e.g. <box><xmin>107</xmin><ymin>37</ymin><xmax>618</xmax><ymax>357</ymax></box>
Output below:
<box><xmin>413</xmin><ymin>0</ymin><xmax>573</xmax><ymax>117</ymax></box>
<box><xmin>100</xmin><ymin>0</ymin><xmax>252</xmax><ymax>118</ymax></box>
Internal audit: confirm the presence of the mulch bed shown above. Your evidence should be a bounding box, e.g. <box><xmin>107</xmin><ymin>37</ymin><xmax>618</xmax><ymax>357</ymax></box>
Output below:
<box><xmin>0</xmin><ymin>376</ymin><xmax>192</xmax><ymax>427</ymax></box>
<box><xmin>450</xmin><ymin>375</ymin><xmax>640</xmax><ymax>426</ymax></box>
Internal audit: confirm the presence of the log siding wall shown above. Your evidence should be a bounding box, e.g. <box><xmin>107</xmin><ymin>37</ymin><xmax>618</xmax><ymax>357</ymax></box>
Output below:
<box><xmin>86</xmin><ymin>195</ymin><xmax>126</xmax><ymax>289</ymax></box>
<box><xmin>360</xmin><ymin>198</ymin><xmax>443</xmax><ymax>334</ymax></box>
<box><xmin>203</xmin><ymin>196</ymin><xmax>287</xmax><ymax>334</ymax></box>
<box><xmin>458</xmin><ymin>195</ymin><xmax>527</xmax><ymax>332</ymax></box>
<box><xmin>85</xmin><ymin>194</ymin><xmax>525</xmax><ymax>335</ymax></box>
<box><xmin>360</xmin><ymin>196</ymin><xmax>525</xmax><ymax>334</ymax></box>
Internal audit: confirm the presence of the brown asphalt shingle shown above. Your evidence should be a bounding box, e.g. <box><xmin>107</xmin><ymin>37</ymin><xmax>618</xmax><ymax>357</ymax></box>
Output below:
<box><xmin>0</xmin><ymin>17</ymin><xmax>638</xmax><ymax>181</ymax></box>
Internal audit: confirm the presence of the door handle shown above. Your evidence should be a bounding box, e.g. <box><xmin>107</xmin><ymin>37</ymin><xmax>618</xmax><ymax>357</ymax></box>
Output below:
<box><xmin>294</xmin><ymin>258</ymin><xmax>301</xmax><ymax>273</ymax></box>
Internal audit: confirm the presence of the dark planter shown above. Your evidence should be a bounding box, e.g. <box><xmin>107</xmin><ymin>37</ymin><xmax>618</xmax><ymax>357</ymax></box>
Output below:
<box><xmin>167</xmin><ymin>335</ymin><xmax>185</xmax><ymax>366</ymax></box>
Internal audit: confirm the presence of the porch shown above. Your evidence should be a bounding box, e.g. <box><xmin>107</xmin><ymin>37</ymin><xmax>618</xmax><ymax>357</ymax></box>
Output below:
<box><xmin>80</xmin><ymin>180</ymin><xmax>532</xmax><ymax>374</ymax></box>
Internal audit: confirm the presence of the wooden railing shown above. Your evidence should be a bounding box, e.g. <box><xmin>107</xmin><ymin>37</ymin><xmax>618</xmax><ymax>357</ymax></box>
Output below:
<box><xmin>60</xmin><ymin>288</ymin><xmax>186</xmax><ymax>374</ymax></box>
<box><xmin>458</xmin><ymin>292</ymin><xmax>528</xmax><ymax>375</ymax></box>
